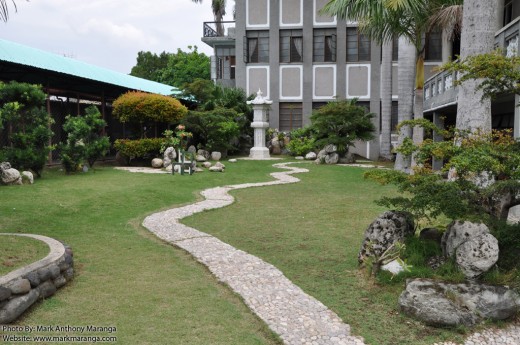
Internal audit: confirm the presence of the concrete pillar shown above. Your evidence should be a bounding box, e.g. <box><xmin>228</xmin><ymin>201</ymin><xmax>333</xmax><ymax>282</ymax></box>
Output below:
<box><xmin>441</xmin><ymin>30</ymin><xmax>453</xmax><ymax>63</ymax></box>
<box><xmin>432</xmin><ymin>112</ymin><xmax>445</xmax><ymax>171</ymax></box>
<box><xmin>247</xmin><ymin>89</ymin><xmax>272</xmax><ymax>159</ymax></box>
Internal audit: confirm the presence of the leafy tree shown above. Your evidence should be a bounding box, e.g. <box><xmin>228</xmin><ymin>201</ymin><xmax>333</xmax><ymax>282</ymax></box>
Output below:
<box><xmin>0</xmin><ymin>81</ymin><xmax>53</xmax><ymax>177</ymax></box>
<box><xmin>130</xmin><ymin>51</ymin><xmax>171</xmax><ymax>82</ymax></box>
<box><xmin>160</xmin><ymin>46</ymin><xmax>210</xmax><ymax>88</ymax></box>
<box><xmin>59</xmin><ymin>105</ymin><xmax>110</xmax><ymax>172</ymax></box>
<box><xmin>309</xmin><ymin>99</ymin><xmax>375</xmax><ymax>156</ymax></box>
<box><xmin>182</xmin><ymin>107</ymin><xmax>241</xmax><ymax>154</ymax></box>
<box><xmin>442</xmin><ymin>50</ymin><xmax>520</xmax><ymax>102</ymax></box>
<box><xmin>366</xmin><ymin>120</ymin><xmax>520</xmax><ymax>224</ymax></box>
<box><xmin>112</xmin><ymin>91</ymin><xmax>188</xmax><ymax>138</ymax></box>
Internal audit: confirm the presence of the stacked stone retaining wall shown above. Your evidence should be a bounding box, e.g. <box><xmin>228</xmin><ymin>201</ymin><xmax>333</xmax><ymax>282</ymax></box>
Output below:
<box><xmin>0</xmin><ymin>234</ymin><xmax>74</xmax><ymax>324</ymax></box>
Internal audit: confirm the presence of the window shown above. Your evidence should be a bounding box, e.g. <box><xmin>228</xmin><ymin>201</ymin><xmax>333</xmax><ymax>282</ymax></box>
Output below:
<box><xmin>424</xmin><ymin>30</ymin><xmax>442</xmax><ymax>61</ymax></box>
<box><xmin>244</xmin><ymin>31</ymin><xmax>269</xmax><ymax>63</ymax></box>
<box><xmin>216</xmin><ymin>47</ymin><xmax>235</xmax><ymax>80</ymax></box>
<box><xmin>346</xmin><ymin>27</ymin><xmax>371</xmax><ymax>62</ymax></box>
<box><xmin>504</xmin><ymin>0</ymin><xmax>513</xmax><ymax>26</ymax></box>
<box><xmin>392</xmin><ymin>36</ymin><xmax>399</xmax><ymax>61</ymax></box>
<box><xmin>279</xmin><ymin>103</ymin><xmax>303</xmax><ymax>131</ymax></box>
<box><xmin>313</xmin><ymin>29</ymin><xmax>336</xmax><ymax>62</ymax></box>
<box><xmin>280</xmin><ymin>30</ymin><xmax>303</xmax><ymax>63</ymax></box>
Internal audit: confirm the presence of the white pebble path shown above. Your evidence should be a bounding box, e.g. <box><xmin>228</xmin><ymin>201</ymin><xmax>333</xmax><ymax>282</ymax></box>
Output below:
<box><xmin>143</xmin><ymin>162</ymin><xmax>365</xmax><ymax>345</ymax></box>
<box><xmin>138</xmin><ymin>161</ymin><xmax>520</xmax><ymax>345</ymax></box>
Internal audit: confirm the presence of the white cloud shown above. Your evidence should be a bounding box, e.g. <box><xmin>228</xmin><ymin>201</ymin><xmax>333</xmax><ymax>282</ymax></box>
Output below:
<box><xmin>1</xmin><ymin>0</ymin><xmax>234</xmax><ymax>74</ymax></box>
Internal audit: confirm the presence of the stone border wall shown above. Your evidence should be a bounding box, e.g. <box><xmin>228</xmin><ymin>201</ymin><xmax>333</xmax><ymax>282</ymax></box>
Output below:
<box><xmin>0</xmin><ymin>234</ymin><xmax>74</xmax><ymax>324</ymax></box>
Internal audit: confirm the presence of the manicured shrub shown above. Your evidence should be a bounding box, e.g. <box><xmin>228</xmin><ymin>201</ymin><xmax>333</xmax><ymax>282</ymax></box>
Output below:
<box><xmin>113</xmin><ymin>138</ymin><xmax>164</xmax><ymax>161</ymax></box>
<box><xmin>0</xmin><ymin>82</ymin><xmax>53</xmax><ymax>177</ymax></box>
<box><xmin>59</xmin><ymin>105</ymin><xmax>110</xmax><ymax>172</ymax></box>
<box><xmin>112</xmin><ymin>91</ymin><xmax>188</xmax><ymax>138</ymax></box>
<box><xmin>309</xmin><ymin>99</ymin><xmax>375</xmax><ymax>155</ymax></box>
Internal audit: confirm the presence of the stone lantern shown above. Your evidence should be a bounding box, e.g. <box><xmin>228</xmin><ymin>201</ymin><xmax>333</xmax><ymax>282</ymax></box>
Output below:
<box><xmin>247</xmin><ymin>89</ymin><xmax>272</xmax><ymax>159</ymax></box>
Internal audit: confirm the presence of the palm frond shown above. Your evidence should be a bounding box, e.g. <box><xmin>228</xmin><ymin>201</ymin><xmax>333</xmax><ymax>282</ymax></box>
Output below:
<box><xmin>428</xmin><ymin>4</ymin><xmax>463</xmax><ymax>41</ymax></box>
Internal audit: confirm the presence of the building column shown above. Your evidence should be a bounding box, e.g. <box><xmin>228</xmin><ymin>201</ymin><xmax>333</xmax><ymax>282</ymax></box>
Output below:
<box><xmin>432</xmin><ymin>112</ymin><xmax>445</xmax><ymax>171</ymax></box>
<box><xmin>302</xmin><ymin>0</ymin><xmax>314</xmax><ymax>126</ymax></box>
<box><xmin>441</xmin><ymin>30</ymin><xmax>453</xmax><ymax>63</ymax></box>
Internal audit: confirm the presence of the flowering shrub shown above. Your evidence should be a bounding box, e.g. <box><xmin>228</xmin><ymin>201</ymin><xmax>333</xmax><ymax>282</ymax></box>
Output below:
<box><xmin>160</xmin><ymin>125</ymin><xmax>193</xmax><ymax>153</ymax></box>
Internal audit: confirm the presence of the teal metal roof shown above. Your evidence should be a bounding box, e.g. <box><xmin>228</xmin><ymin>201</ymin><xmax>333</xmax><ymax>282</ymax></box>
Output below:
<box><xmin>0</xmin><ymin>39</ymin><xmax>180</xmax><ymax>96</ymax></box>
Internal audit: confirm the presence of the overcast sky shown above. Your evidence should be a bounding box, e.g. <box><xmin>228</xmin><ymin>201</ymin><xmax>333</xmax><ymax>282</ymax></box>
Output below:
<box><xmin>1</xmin><ymin>0</ymin><xmax>233</xmax><ymax>74</ymax></box>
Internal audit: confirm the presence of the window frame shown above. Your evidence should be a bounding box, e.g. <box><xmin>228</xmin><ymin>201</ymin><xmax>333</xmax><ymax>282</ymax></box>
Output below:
<box><xmin>346</xmin><ymin>27</ymin><xmax>371</xmax><ymax>62</ymax></box>
<box><xmin>244</xmin><ymin>31</ymin><xmax>269</xmax><ymax>63</ymax></box>
<box><xmin>280</xmin><ymin>29</ymin><xmax>304</xmax><ymax>63</ymax></box>
<box><xmin>313</xmin><ymin>28</ymin><xmax>337</xmax><ymax>63</ymax></box>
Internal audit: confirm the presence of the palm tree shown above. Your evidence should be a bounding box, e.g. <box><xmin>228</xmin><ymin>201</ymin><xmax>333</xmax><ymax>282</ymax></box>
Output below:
<box><xmin>455</xmin><ymin>0</ymin><xmax>498</xmax><ymax>132</ymax></box>
<box><xmin>323</xmin><ymin>0</ymin><xmax>462</xmax><ymax>172</ymax></box>
<box><xmin>0</xmin><ymin>0</ymin><xmax>19</xmax><ymax>22</ymax></box>
<box><xmin>192</xmin><ymin>0</ymin><xmax>227</xmax><ymax>36</ymax></box>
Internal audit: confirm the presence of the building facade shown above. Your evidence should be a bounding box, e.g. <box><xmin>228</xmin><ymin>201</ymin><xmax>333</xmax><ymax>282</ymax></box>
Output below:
<box><xmin>424</xmin><ymin>0</ymin><xmax>520</xmax><ymax>145</ymax></box>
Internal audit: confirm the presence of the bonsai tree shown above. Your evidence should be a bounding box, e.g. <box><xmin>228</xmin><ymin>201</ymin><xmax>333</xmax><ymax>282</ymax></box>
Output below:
<box><xmin>0</xmin><ymin>81</ymin><xmax>53</xmax><ymax>177</ymax></box>
<box><xmin>112</xmin><ymin>91</ymin><xmax>188</xmax><ymax>138</ymax></box>
<box><xmin>309</xmin><ymin>99</ymin><xmax>375</xmax><ymax>155</ymax></box>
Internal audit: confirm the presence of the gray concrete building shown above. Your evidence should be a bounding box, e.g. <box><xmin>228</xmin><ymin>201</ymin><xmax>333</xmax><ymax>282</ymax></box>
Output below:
<box><xmin>202</xmin><ymin>0</ymin><xmax>445</xmax><ymax>159</ymax></box>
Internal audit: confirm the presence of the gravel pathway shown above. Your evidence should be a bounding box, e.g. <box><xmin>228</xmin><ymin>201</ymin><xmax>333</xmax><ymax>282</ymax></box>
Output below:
<box><xmin>138</xmin><ymin>161</ymin><xmax>519</xmax><ymax>345</ymax></box>
<box><xmin>143</xmin><ymin>162</ymin><xmax>364</xmax><ymax>345</ymax></box>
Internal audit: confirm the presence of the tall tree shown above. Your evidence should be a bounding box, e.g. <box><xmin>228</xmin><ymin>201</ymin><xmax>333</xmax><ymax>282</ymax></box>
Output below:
<box><xmin>323</xmin><ymin>0</ymin><xmax>462</xmax><ymax>172</ymax></box>
<box><xmin>192</xmin><ymin>0</ymin><xmax>227</xmax><ymax>35</ymax></box>
<box><xmin>161</xmin><ymin>46</ymin><xmax>210</xmax><ymax>88</ymax></box>
<box><xmin>455</xmin><ymin>0</ymin><xmax>499</xmax><ymax>132</ymax></box>
<box><xmin>130</xmin><ymin>51</ymin><xmax>171</xmax><ymax>82</ymax></box>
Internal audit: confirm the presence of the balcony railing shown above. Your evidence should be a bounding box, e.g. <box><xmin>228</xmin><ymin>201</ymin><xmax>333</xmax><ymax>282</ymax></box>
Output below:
<box><xmin>423</xmin><ymin>16</ymin><xmax>520</xmax><ymax>113</ymax></box>
<box><xmin>203</xmin><ymin>21</ymin><xmax>236</xmax><ymax>38</ymax></box>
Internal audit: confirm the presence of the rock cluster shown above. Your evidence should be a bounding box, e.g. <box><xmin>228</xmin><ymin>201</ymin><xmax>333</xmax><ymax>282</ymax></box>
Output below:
<box><xmin>0</xmin><ymin>239</ymin><xmax>74</xmax><ymax>324</ymax></box>
<box><xmin>399</xmin><ymin>279</ymin><xmax>520</xmax><ymax>328</ymax></box>
<box><xmin>0</xmin><ymin>162</ymin><xmax>33</xmax><ymax>186</ymax></box>
<box><xmin>163</xmin><ymin>147</ymin><xmax>177</xmax><ymax>168</ymax></box>
<box><xmin>358</xmin><ymin>211</ymin><xmax>415</xmax><ymax>264</ymax></box>
<box><xmin>442</xmin><ymin>221</ymin><xmax>499</xmax><ymax>279</ymax></box>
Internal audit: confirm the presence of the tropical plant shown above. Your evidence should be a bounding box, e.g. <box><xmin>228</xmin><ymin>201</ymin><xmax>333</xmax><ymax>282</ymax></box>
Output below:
<box><xmin>322</xmin><ymin>0</ymin><xmax>463</xmax><ymax>171</ymax></box>
<box><xmin>59</xmin><ymin>105</ymin><xmax>110</xmax><ymax>172</ymax></box>
<box><xmin>0</xmin><ymin>81</ymin><xmax>53</xmax><ymax>177</ymax></box>
<box><xmin>0</xmin><ymin>0</ymin><xmax>22</xmax><ymax>22</ymax></box>
<box><xmin>309</xmin><ymin>99</ymin><xmax>375</xmax><ymax>156</ymax></box>
<box><xmin>191</xmin><ymin>0</ymin><xmax>227</xmax><ymax>35</ymax></box>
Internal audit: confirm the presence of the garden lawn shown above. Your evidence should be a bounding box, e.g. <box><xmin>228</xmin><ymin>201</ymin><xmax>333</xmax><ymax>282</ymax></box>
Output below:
<box><xmin>0</xmin><ymin>235</ymin><xmax>49</xmax><ymax>275</ymax></box>
<box><xmin>183</xmin><ymin>163</ymin><xmax>467</xmax><ymax>345</ymax></box>
<box><xmin>0</xmin><ymin>161</ymin><xmax>283</xmax><ymax>345</ymax></box>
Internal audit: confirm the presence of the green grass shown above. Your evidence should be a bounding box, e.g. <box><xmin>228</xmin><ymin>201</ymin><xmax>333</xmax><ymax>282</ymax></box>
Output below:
<box><xmin>182</xmin><ymin>163</ymin><xmax>467</xmax><ymax>345</ymax></box>
<box><xmin>0</xmin><ymin>161</ymin><xmax>284</xmax><ymax>345</ymax></box>
<box><xmin>0</xmin><ymin>235</ymin><xmax>49</xmax><ymax>275</ymax></box>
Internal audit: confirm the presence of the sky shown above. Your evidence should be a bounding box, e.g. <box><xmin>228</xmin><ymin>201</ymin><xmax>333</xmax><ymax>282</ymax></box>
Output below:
<box><xmin>1</xmin><ymin>0</ymin><xmax>234</xmax><ymax>74</ymax></box>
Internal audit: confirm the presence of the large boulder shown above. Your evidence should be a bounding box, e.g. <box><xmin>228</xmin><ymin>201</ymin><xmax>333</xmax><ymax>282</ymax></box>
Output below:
<box><xmin>305</xmin><ymin>152</ymin><xmax>317</xmax><ymax>160</ymax></box>
<box><xmin>197</xmin><ymin>149</ymin><xmax>210</xmax><ymax>160</ymax></box>
<box><xmin>187</xmin><ymin>145</ymin><xmax>197</xmax><ymax>154</ymax></box>
<box><xmin>358</xmin><ymin>211</ymin><xmax>415</xmax><ymax>264</ymax></box>
<box><xmin>163</xmin><ymin>147</ymin><xmax>177</xmax><ymax>168</ymax></box>
<box><xmin>151</xmin><ymin>158</ymin><xmax>163</xmax><ymax>168</ymax></box>
<box><xmin>441</xmin><ymin>221</ymin><xmax>490</xmax><ymax>257</ymax></box>
<box><xmin>21</xmin><ymin>171</ymin><xmax>34</xmax><ymax>185</ymax></box>
<box><xmin>211</xmin><ymin>151</ymin><xmax>222</xmax><ymax>161</ymax></box>
<box><xmin>399</xmin><ymin>279</ymin><xmax>520</xmax><ymax>328</ymax></box>
<box><xmin>1</xmin><ymin>167</ymin><xmax>22</xmax><ymax>185</ymax></box>
<box><xmin>324</xmin><ymin>152</ymin><xmax>339</xmax><ymax>164</ymax></box>
<box><xmin>456</xmin><ymin>233</ymin><xmax>499</xmax><ymax>279</ymax></box>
